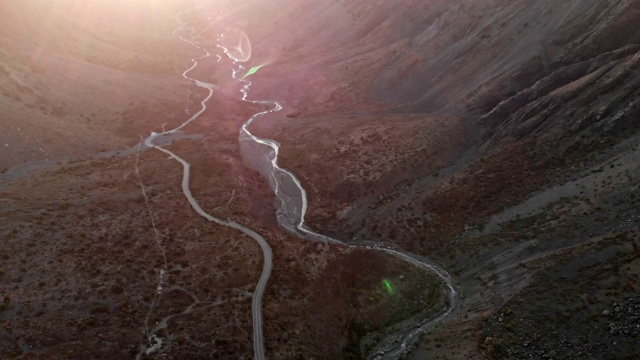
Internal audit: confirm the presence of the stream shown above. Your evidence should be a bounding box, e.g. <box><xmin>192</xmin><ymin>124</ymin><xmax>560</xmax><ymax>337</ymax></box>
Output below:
<box><xmin>235</xmin><ymin>75</ymin><xmax>458</xmax><ymax>360</ymax></box>
<box><xmin>140</xmin><ymin>12</ymin><xmax>458</xmax><ymax>360</ymax></box>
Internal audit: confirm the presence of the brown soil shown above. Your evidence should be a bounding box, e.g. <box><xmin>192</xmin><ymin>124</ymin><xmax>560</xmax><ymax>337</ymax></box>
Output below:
<box><xmin>3</xmin><ymin>0</ymin><xmax>640</xmax><ymax>359</ymax></box>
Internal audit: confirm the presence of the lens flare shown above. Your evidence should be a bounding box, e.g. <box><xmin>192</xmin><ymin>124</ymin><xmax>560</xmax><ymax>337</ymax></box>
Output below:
<box><xmin>383</xmin><ymin>279</ymin><xmax>394</xmax><ymax>295</ymax></box>
<box><xmin>243</xmin><ymin>64</ymin><xmax>266</xmax><ymax>79</ymax></box>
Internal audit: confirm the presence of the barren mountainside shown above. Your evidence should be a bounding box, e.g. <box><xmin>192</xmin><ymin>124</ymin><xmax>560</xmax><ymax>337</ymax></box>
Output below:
<box><xmin>0</xmin><ymin>0</ymin><xmax>190</xmax><ymax>169</ymax></box>
<box><xmin>237</xmin><ymin>0</ymin><xmax>640</xmax><ymax>358</ymax></box>
<box><xmin>1</xmin><ymin>0</ymin><xmax>639</xmax><ymax>359</ymax></box>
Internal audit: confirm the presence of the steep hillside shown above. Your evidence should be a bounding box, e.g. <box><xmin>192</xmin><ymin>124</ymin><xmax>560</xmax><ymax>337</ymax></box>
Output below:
<box><xmin>0</xmin><ymin>0</ymin><xmax>193</xmax><ymax>169</ymax></box>
<box><xmin>209</xmin><ymin>0</ymin><xmax>640</xmax><ymax>358</ymax></box>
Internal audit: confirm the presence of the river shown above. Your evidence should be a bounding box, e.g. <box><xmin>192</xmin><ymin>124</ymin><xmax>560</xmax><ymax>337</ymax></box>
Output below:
<box><xmin>141</xmin><ymin>11</ymin><xmax>458</xmax><ymax>360</ymax></box>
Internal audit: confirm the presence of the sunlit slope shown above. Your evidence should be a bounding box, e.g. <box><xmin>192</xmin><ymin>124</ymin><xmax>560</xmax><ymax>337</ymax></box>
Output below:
<box><xmin>0</xmin><ymin>0</ymin><xmax>191</xmax><ymax>169</ymax></box>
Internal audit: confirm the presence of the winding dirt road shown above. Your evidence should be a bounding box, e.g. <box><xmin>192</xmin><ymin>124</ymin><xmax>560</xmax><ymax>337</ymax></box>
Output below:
<box><xmin>141</xmin><ymin>20</ymin><xmax>273</xmax><ymax>360</ymax></box>
<box><xmin>142</xmin><ymin>11</ymin><xmax>459</xmax><ymax>359</ymax></box>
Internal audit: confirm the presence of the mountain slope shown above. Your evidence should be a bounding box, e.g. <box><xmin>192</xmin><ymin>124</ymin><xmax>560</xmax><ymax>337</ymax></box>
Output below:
<box><xmin>208</xmin><ymin>0</ymin><xmax>640</xmax><ymax>358</ymax></box>
<box><xmin>0</xmin><ymin>0</ymin><xmax>193</xmax><ymax>169</ymax></box>
<box><xmin>2</xmin><ymin>0</ymin><xmax>639</xmax><ymax>358</ymax></box>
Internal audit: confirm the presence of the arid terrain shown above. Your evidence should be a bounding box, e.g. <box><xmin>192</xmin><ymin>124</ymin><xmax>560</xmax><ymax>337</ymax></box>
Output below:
<box><xmin>1</xmin><ymin>0</ymin><xmax>640</xmax><ymax>359</ymax></box>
